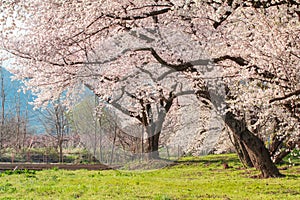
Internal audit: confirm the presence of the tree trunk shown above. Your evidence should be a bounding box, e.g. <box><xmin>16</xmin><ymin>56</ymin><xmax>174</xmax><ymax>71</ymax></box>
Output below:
<box><xmin>59</xmin><ymin>140</ymin><xmax>63</xmax><ymax>163</ymax></box>
<box><xmin>0</xmin><ymin>67</ymin><xmax>5</xmax><ymax>152</ymax></box>
<box><xmin>145</xmin><ymin>133</ymin><xmax>160</xmax><ymax>160</ymax></box>
<box><xmin>110</xmin><ymin>126</ymin><xmax>117</xmax><ymax>165</ymax></box>
<box><xmin>232</xmin><ymin>134</ymin><xmax>254</xmax><ymax>168</ymax></box>
<box><xmin>268</xmin><ymin>133</ymin><xmax>295</xmax><ymax>164</ymax></box>
<box><xmin>272</xmin><ymin>150</ymin><xmax>291</xmax><ymax>164</ymax></box>
<box><xmin>225</xmin><ymin>112</ymin><xmax>283</xmax><ymax>178</ymax></box>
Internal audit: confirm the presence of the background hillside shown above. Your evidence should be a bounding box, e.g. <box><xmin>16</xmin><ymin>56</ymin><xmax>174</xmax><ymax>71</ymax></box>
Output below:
<box><xmin>0</xmin><ymin>67</ymin><xmax>43</xmax><ymax>134</ymax></box>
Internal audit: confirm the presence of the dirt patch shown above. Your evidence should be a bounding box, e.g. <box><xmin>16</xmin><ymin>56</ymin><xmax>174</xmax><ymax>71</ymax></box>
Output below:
<box><xmin>121</xmin><ymin>159</ymin><xmax>175</xmax><ymax>170</ymax></box>
<box><xmin>0</xmin><ymin>163</ymin><xmax>112</xmax><ymax>171</ymax></box>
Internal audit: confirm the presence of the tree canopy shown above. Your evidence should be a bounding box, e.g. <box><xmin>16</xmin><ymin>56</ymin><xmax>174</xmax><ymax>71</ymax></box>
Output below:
<box><xmin>0</xmin><ymin>0</ymin><xmax>299</xmax><ymax>177</ymax></box>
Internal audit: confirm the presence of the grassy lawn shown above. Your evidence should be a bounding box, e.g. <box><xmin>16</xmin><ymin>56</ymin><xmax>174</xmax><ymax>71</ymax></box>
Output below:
<box><xmin>0</xmin><ymin>154</ymin><xmax>299</xmax><ymax>200</ymax></box>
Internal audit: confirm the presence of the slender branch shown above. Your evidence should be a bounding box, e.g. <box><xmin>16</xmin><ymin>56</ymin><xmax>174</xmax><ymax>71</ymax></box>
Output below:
<box><xmin>87</xmin><ymin>83</ymin><xmax>143</xmax><ymax>122</ymax></box>
<box><xmin>5</xmin><ymin>47</ymin><xmax>133</xmax><ymax>68</ymax></box>
<box><xmin>213</xmin><ymin>10</ymin><xmax>234</xmax><ymax>29</ymax></box>
<box><xmin>5</xmin><ymin>49</ymin><xmax>66</xmax><ymax>67</ymax></box>
<box><xmin>213</xmin><ymin>55</ymin><xmax>288</xmax><ymax>81</ymax></box>
<box><xmin>135</xmin><ymin>65</ymin><xmax>155</xmax><ymax>81</ymax></box>
<box><xmin>127</xmin><ymin>4</ymin><xmax>174</xmax><ymax>11</ymax></box>
<box><xmin>213</xmin><ymin>55</ymin><xmax>248</xmax><ymax>66</ymax></box>
<box><xmin>134</xmin><ymin>47</ymin><xmax>210</xmax><ymax>71</ymax></box>
<box><xmin>206</xmin><ymin>0</ymin><xmax>300</xmax><ymax>28</ymax></box>
<box><xmin>174</xmin><ymin>90</ymin><xmax>196</xmax><ymax>98</ymax></box>
<box><xmin>157</xmin><ymin>69</ymin><xmax>177</xmax><ymax>81</ymax></box>
<box><xmin>270</xmin><ymin>89</ymin><xmax>300</xmax><ymax>103</ymax></box>
<box><xmin>105</xmin><ymin>7</ymin><xmax>171</xmax><ymax>21</ymax></box>
<box><xmin>248</xmin><ymin>0</ymin><xmax>300</xmax><ymax>8</ymax></box>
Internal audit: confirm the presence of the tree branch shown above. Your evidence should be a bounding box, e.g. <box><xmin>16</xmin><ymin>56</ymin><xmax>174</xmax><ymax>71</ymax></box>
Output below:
<box><xmin>206</xmin><ymin>0</ymin><xmax>300</xmax><ymax>28</ymax></box>
<box><xmin>213</xmin><ymin>55</ymin><xmax>286</xmax><ymax>80</ymax></box>
<box><xmin>269</xmin><ymin>89</ymin><xmax>300</xmax><ymax>103</ymax></box>
<box><xmin>105</xmin><ymin>7</ymin><xmax>171</xmax><ymax>21</ymax></box>
<box><xmin>134</xmin><ymin>47</ymin><xmax>210</xmax><ymax>71</ymax></box>
<box><xmin>248</xmin><ymin>0</ymin><xmax>300</xmax><ymax>8</ymax></box>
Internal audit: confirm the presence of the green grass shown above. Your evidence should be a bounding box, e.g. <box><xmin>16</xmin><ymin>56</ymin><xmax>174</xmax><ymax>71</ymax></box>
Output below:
<box><xmin>0</xmin><ymin>154</ymin><xmax>299</xmax><ymax>200</ymax></box>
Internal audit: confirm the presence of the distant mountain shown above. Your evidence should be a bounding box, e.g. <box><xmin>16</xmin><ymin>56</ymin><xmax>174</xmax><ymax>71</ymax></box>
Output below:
<box><xmin>0</xmin><ymin>67</ymin><xmax>44</xmax><ymax>134</ymax></box>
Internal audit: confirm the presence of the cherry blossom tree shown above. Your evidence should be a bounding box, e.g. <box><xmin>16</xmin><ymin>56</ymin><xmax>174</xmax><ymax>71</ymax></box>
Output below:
<box><xmin>207</xmin><ymin>0</ymin><xmax>300</xmax><ymax>176</ymax></box>
<box><xmin>1</xmin><ymin>0</ymin><xmax>299</xmax><ymax>177</ymax></box>
<box><xmin>79</xmin><ymin>28</ymin><xmax>201</xmax><ymax>159</ymax></box>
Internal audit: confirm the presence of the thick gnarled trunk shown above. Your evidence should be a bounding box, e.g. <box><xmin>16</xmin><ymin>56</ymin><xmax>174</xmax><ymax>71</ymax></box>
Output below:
<box><xmin>142</xmin><ymin>106</ymin><xmax>167</xmax><ymax>160</ymax></box>
<box><xmin>232</xmin><ymin>134</ymin><xmax>254</xmax><ymax>168</ymax></box>
<box><xmin>225</xmin><ymin>112</ymin><xmax>282</xmax><ymax>178</ymax></box>
<box><xmin>144</xmin><ymin>133</ymin><xmax>160</xmax><ymax>160</ymax></box>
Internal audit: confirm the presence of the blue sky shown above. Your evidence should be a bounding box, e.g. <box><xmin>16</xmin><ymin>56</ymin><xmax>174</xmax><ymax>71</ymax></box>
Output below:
<box><xmin>0</xmin><ymin>67</ymin><xmax>44</xmax><ymax>134</ymax></box>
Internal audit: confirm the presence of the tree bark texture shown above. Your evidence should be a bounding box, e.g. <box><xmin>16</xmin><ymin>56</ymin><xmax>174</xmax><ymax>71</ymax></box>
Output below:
<box><xmin>225</xmin><ymin>112</ymin><xmax>283</xmax><ymax>178</ymax></box>
<box><xmin>232</xmin><ymin>134</ymin><xmax>254</xmax><ymax>168</ymax></box>
<box><xmin>145</xmin><ymin>133</ymin><xmax>160</xmax><ymax>160</ymax></box>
